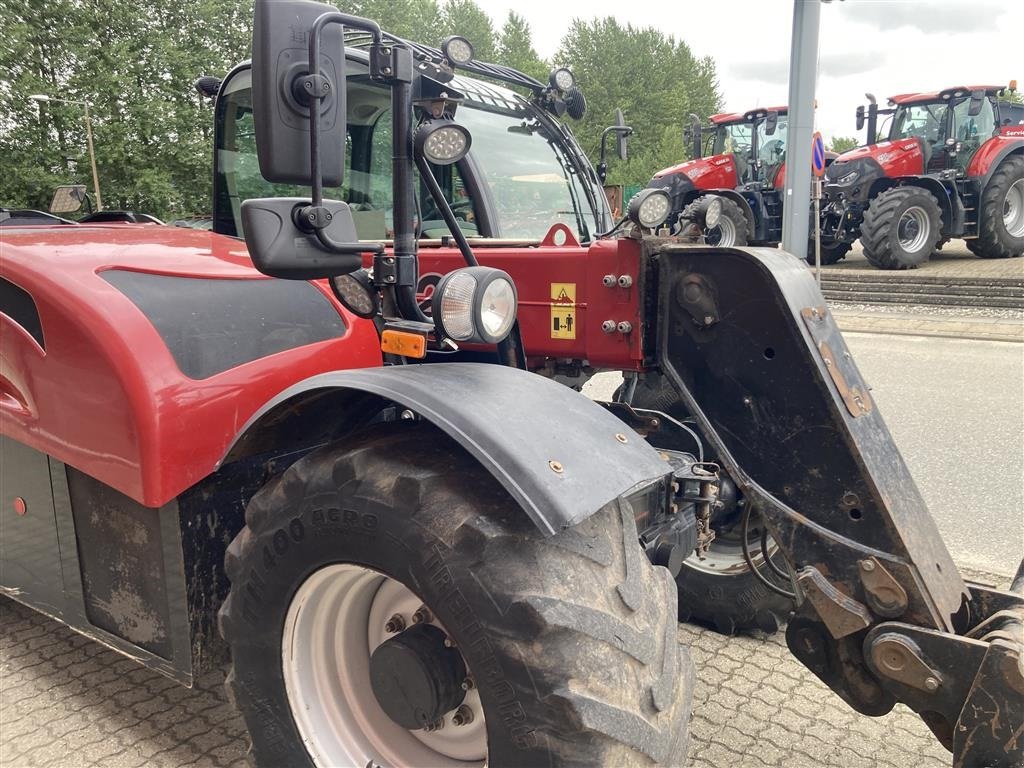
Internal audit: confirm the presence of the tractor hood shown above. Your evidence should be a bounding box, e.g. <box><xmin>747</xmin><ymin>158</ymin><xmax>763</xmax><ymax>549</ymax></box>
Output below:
<box><xmin>828</xmin><ymin>138</ymin><xmax>924</xmax><ymax>179</ymax></box>
<box><xmin>0</xmin><ymin>225</ymin><xmax>381</xmax><ymax>509</ymax></box>
<box><xmin>651</xmin><ymin>154</ymin><xmax>739</xmax><ymax>191</ymax></box>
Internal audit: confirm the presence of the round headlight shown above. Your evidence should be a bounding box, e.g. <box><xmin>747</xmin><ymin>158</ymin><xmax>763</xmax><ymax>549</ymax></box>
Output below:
<box><xmin>704</xmin><ymin>196</ymin><xmax>722</xmax><ymax>229</ymax></box>
<box><xmin>627</xmin><ymin>188</ymin><xmax>672</xmax><ymax>230</ymax></box>
<box><xmin>415</xmin><ymin>120</ymin><xmax>472</xmax><ymax>166</ymax></box>
<box><xmin>442</xmin><ymin>35</ymin><xmax>474</xmax><ymax>65</ymax></box>
<box><xmin>329</xmin><ymin>269</ymin><xmax>378</xmax><ymax>319</ymax></box>
<box><xmin>433</xmin><ymin>266</ymin><xmax>518</xmax><ymax>344</ymax></box>
<box><xmin>549</xmin><ymin>68</ymin><xmax>575</xmax><ymax>92</ymax></box>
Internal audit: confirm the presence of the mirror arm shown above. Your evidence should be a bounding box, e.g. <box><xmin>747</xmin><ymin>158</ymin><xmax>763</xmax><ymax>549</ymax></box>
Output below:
<box><xmin>414</xmin><ymin>153</ymin><xmax>478</xmax><ymax>268</ymax></box>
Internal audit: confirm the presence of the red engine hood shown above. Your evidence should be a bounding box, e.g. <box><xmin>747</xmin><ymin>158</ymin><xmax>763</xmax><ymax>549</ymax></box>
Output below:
<box><xmin>833</xmin><ymin>138</ymin><xmax>925</xmax><ymax>178</ymax></box>
<box><xmin>652</xmin><ymin>154</ymin><xmax>739</xmax><ymax>191</ymax></box>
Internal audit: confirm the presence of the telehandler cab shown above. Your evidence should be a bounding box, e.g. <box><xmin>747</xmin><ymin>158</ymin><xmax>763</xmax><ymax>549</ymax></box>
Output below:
<box><xmin>1</xmin><ymin>2</ymin><xmax>1022</xmax><ymax>766</ymax></box>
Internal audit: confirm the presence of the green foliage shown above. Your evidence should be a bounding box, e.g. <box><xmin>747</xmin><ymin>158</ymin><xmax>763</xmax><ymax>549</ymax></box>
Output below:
<box><xmin>555</xmin><ymin>17</ymin><xmax>721</xmax><ymax>187</ymax></box>
<box><xmin>0</xmin><ymin>0</ymin><xmax>722</xmax><ymax>216</ymax></box>
<box><xmin>1000</xmin><ymin>89</ymin><xmax>1022</xmax><ymax>104</ymax></box>
<box><xmin>828</xmin><ymin>135</ymin><xmax>859</xmax><ymax>153</ymax></box>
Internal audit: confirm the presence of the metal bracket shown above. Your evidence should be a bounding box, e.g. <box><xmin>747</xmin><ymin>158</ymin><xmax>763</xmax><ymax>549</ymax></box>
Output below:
<box><xmin>869</xmin><ymin>632</ymin><xmax>942</xmax><ymax>694</ymax></box>
<box><xmin>675</xmin><ymin>273</ymin><xmax>720</xmax><ymax>328</ymax></box>
<box><xmin>797</xmin><ymin>566</ymin><xmax>872</xmax><ymax>638</ymax></box>
<box><xmin>800</xmin><ymin>306</ymin><xmax>873</xmax><ymax>417</ymax></box>
<box><xmin>859</xmin><ymin>557</ymin><xmax>909</xmax><ymax>618</ymax></box>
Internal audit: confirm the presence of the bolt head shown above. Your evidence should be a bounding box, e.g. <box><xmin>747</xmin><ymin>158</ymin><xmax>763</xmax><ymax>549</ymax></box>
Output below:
<box><xmin>924</xmin><ymin>676</ymin><xmax>939</xmax><ymax>691</ymax></box>
<box><xmin>861</xmin><ymin>560</ymin><xmax>876</xmax><ymax>572</ymax></box>
<box><xmin>548</xmin><ymin>459</ymin><xmax>564</xmax><ymax>473</ymax></box>
<box><xmin>615</xmin><ymin>433</ymin><xmax>628</xmax><ymax>444</ymax></box>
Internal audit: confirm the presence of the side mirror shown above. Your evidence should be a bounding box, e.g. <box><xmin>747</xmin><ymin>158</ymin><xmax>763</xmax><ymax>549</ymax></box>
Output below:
<box><xmin>615</xmin><ymin>108</ymin><xmax>629</xmax><ymax>161</ymax></box>
<box><xmin>49</xmin><ymin>185</ymin><xmax>86</xmax><ymax>214</ymax></box>
<box><xmin>967</xmin><ymin>90</ymin><xmax>985</xmax><ymax>117</ymax></box>
<box><xmin>252</xmin><ymin>0</ymin><xmax>346</xmax><ymax>186</ymax></box>
<box><xmin>687</xmin><ymin>113</ymin><xmax>702</xmax><ymax>158</ymax></box>
<box><xmin>855</xmin><ymin>105</ymin><xmax>866</xmax><ymax>132</ymax></box>
<box><xmin>765</xmin><ymin>111</ymin><xmax>779</xmax><ymax>136</ymax></box>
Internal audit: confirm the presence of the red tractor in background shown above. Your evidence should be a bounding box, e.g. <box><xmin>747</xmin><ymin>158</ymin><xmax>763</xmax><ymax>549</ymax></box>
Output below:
<box><xmin>646</xmin><ymin>107</ymin><xmax>845</xmax><ymax>264</ymax></box>
<box><xmin>821</xmin><ymin>84</ymin><xmax>1024</xmax><ymax>269</ymax></box>
<box><xmin>3</xmin><ymin>2</ymin><xmax>1024</xmax><ymax>766</ymax></box>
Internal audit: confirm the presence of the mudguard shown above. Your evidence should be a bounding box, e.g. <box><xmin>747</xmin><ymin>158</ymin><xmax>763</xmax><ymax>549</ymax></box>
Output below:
<box><xmin>222</xmin><ymin>362</ymin><xmax>671</xmax><ymax>536</ymax></box>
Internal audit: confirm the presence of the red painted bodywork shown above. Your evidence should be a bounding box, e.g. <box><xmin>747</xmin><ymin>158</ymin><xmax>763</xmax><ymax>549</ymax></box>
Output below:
<box><xmin>833</xmin><ymin>138</ymin><xmax>925</xmax><ymax>179</ymax></box>
<box><xmin>1</xmin><ymin>225</ymin><xmax>644</xmax><ymax>509</ymax></box>
<box><xmin>652</xmin><ymin>154</ymin><xmax>739</xmax><ymax>191</ymax></box>
<box><xmin>708</xmin><ymin>106</ymin><xmax>787</xmax><ymax>125</ymax></box>
<box><xmin>967</xmin><ymin>134</ymin><xmax>1024</xmax><ymax>177</ymax></box>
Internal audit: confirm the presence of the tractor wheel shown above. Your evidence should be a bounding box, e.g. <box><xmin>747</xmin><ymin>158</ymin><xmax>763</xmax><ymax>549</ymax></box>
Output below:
<box><xmin>681</xmin><ymin>196</ymin><xmax>749</xmax><ymax>247</ymax></box>
<box><xmin>974</xmin><ymin>155</ymin><xmax>1024</xmax><ymax>258</ymax></box>
<box><xmin>219</xmin><ymin>423</ymin><xmax>693</xmax><ymax>767</ymax></box>
<box><xmin>618</xmin><ymin>375</ymin><xmax>795</xmax><ymax>635</ymax></box>
<box><xmin>805</xmin><ymin>240</ymin><xmax>851</xmax><ymax>266</ymax></box>
<box><xmin>965</xmin><ymin>239</ymin><xmax>984</xmax><ymax>256</ymax></box>
<box><xmin>860</xmin><ymin>187</ymin><xmax>943</xmax><ymax>269</ymax></box>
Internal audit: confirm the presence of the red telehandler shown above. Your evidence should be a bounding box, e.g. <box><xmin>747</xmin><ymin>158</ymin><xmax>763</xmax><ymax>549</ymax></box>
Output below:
<box><xmin>821</xmin><ymin>84</ymin><xmax>1024</xmax><ymax>268</ymax></box>
<box><xmin>1</xmin><ymin>2</ymin><xmax>1021</xmax><ymax>766</ymax></box>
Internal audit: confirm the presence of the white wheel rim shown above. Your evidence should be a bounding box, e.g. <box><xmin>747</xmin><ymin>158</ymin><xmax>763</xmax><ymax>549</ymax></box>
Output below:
<box><xmin>282</xmin><ymin>564</ymin><xmax>487</xmax><ymax>767</ymax></box>
<box><xmin>709</xmin><ymin>215</ymin><xmax>737</xmax><ymax>247</ymax></box>
<box><xmin>1004</xmin><ymin>179</ymin><xmax>1024</xmax><ymax>238</ymax></box>
<box><xmin>896</xmin><ymin>205</ymin><xmax>930</xmax><ymax>253</ymax></box>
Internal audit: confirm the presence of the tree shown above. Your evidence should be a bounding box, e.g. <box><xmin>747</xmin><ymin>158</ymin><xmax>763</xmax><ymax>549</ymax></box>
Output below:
<box><xmin>556</xmin><ymin>18</ymin><xmax>721</xmax><ymax>186</ymax></box>
<box><xmin>495</xmin><ymin>12</ymin><xmax>548</xmax><ymax>82</ymax></box>
<box><xmin>829</xmin><ymin>136</ymin><xmax>859</xmax><ymax>153</ymax></box>
<box><xmin>345</xmin><ymin>0</ymin><xmax>443</xmax><ymax>42</ymax></box>
<box><xmin>1000</xmin><ymin>88</ymin><xmax>1022</xmax><ymax>104</ymax></box>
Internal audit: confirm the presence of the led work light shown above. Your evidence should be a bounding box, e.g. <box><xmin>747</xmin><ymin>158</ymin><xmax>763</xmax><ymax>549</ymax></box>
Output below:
<box><xmin>627</xmin><ymin>188</ymin><xmax>672</xmax><ymax>230</ymax></box>
<box><xmin>414</xmin><ymin>120</ymin><xmax>472</xmax><ymax>166</ymax></box>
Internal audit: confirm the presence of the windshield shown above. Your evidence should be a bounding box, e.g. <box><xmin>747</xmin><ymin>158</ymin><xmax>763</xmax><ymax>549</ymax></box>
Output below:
<box><xmin>709</xmin><ymin>116</ymin><xmax>787</xmax><ymax>183</ymax></box>
<box><xmin>890</xmin><ymin>102</ymin><xmax>948</xmax><ymax>144</ymax></box>
<box><xmin>214</xmin><ymin>66</ymin><xmax>605</xmax><ymax>242</ymax></box>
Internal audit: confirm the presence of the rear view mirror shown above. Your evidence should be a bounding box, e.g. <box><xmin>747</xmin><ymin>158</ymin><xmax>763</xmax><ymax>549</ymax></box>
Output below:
<box><xmin>615</xmin><ymin>108</ymin><xmax>628</xmax><ymax>161</ymax></box>
<box><xmin>687</xmin><ymin>113</ymin><xmax>702</xmax><ymax>158</ymax></box>
<box><xmin>855</xmin><ymin>105</ymin><xmax>866</xmax><ymax>132</ymax></box>
<box><xmin>49</xmin><ymin>185</ymin><xmax>86</xmax><ymax>214</ymax></box>
<box><xmin>252</xmin><ymin>0</ymin><xmax>346</xmax><ymax>186</ymax></box>
<box><xmin>968</xmin><ymin>90</ymin><xmax>985</xmax><ymax>117</ymax></box>
<box><xmin>765</xmin><ymin>111</ymin><xmax>779</xmax><ymax>136</ymax></box>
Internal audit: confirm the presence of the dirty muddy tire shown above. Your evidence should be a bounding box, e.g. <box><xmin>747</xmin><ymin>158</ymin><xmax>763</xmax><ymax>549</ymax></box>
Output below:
<box><xmin>681</xmin><ymin>196</ymin><xmax>748</xmax><ymax>247</ymax></box>
<box><xmin>619</xmin><ymin>375</ymin><xmax>795</xmax><ymax>636</ymax></box>
<box><xmin>805</xmin><ymin>240</ymin><xmax>851</xmax><ymax>266</ymax></box>
<box><xmin>860</xmin><ymin>186</ymin><xmax>942</xmax><ymax>269</ymax></box>
<box><xmin>219</xmin><ymin>423</ymin><xmax>693</xmax><ymax>767</ymax></box>
<box><xmin>974</xmin><ymin>155</ymin><xmax>1024</xmax><ymax>258</ymax></box>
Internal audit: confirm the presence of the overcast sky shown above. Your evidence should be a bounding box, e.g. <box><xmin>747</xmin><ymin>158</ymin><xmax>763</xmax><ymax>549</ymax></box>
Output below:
<box><xmin>474</xmin><ymin>0</ymin><xmax>1021</xmax><ymax>142</ymax></box>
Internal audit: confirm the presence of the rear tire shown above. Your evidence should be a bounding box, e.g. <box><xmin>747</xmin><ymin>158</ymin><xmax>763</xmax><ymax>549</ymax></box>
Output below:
<box><xmin>860</xmin><ymin>186</ymin><xmax>942</xmax><ymax>269</ymax></box>
<box><xmin>219</xmin><ymin>424</ymin><xmax>693</xmax><ymax>767</ymax></box>
<box><xmin>680</xmin><ymin>196</ymin><xmax>749</xmax><ymax>247</ymax></box>
<box><xmin>974</xmin><ymin>155</ymin><xmax>1024</xmax><ymax>258</ymax></box>
<box><xmin>619</xmin><ymin>376</ymin><xmax>795</xmax><ymax>636</ymax></box>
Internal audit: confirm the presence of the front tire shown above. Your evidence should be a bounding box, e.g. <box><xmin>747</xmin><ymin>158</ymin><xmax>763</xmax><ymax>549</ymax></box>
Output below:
<box><xmin>219</xmin><ymin>424</ymin><xmax>693</xmax><ymax>767</ymax></box>
<box><xmin>860</xmin><ymin>186</ymin><xmax>942</xmax><ymax>269</ymax></box>
<box><xmin>805</xmin><ymin>240</ymin><xmax>851</xmax><ymax>266</ymax></box>
<box><xmin>680</xmin><ymin>196</ymin><xmax>749</xmax><ymax>247</ymax></box>
<box><xmin>974</xmin><ymin>155</ymin><xmax>1024</xmax><ymax>258</ymax></box>
<box><xmin>619</xmin><ymin>376</ymin><xmax>795</xmax><ymax>635</ymax></box>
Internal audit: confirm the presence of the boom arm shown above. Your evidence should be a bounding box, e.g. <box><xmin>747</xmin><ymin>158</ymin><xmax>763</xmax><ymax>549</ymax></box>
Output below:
<box><xmin>647</xmin><ymin>243</ymin><xmax>1022</xmax><ymax>767</ymax></box>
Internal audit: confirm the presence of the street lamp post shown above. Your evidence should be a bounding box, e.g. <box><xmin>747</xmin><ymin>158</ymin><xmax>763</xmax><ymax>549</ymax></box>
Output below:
<box><xmin>29</xmin><ymin>94</ymin><xmax>103</xmax><ymax>211</ymax></box>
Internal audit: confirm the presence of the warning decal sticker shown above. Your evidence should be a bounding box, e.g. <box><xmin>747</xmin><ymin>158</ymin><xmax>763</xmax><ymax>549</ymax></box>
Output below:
<box><xmin>550</xmin><ymin>282</ymin><xmax>576</xmax><ymax>340</ymax></box>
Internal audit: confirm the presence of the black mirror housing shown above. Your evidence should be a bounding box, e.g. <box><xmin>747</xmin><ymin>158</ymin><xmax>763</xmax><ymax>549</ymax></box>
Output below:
<box><xmin>615</xmin><ymin>108</ymin><xmax>628</xmax><ymax>161</ymax></box>
<box><xmin>241</xmin><ymin>198</ymin><xmax>363</xmax><ymax>279</ymax></box>
<box><xmin>855</xmin><ymin>105</ymin><xmax>866</xmax><ymax>132</ymax></box>
<box><xmin>765</xmin><ymin>111</ymin><xmax>779</xmax><ymax>136</ymax></box>
<box><xmin>967</xmin><ymin>90</ymin><xmax>985</xmax><ymax>117</ymax></box>
<box><xmin>252</xmin><ymin>0</ymin><xmax>346</xmax><ymax>186</ymax></box>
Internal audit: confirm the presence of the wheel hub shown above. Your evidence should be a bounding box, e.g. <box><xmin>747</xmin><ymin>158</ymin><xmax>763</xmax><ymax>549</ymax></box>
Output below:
<box><xmin>369</xmin><ymin>624</ymin><xmax>467</xmax><ymax>730</ymax></box>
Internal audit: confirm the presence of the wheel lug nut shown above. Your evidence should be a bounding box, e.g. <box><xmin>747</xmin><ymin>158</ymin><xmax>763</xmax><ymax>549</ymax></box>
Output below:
<box><xmin>452</xmin><ymin>705</ymin><xmax>474</xmax><ymax>726</ymax></box>
<box><xmin>461</xmin><ymin>677</ymin><xmax>475</xmax><ymax>690</ymax></box>
<box><xmin>423</xmin><ymin>718</ymin><xmax>444</xmax><ymax>732</ymax></box>
<box><xmin>384</xmin><ymin>614</ymin><xmax>406</xmax><ymax>633</ymax></box>
<box><xmin>412</xmin><ymin>606</ymin><xmax>432</xmax><ymax>624</ymax></box>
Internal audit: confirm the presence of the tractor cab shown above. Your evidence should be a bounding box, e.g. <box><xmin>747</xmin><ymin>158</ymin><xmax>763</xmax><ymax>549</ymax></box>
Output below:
<box><xmin>707</xmin><ymin>108</ymin><xmax>788</xmax><ymax>188</ymax></box>
<box><xmin>887</xmin><ymin>87</ymin><xmax>1002</xmax><ymax>175</ymax></box>
<box><xmin>211</xmin><ymin>48</ymin><xmax>609</xmax><ymax>247</ymax></box>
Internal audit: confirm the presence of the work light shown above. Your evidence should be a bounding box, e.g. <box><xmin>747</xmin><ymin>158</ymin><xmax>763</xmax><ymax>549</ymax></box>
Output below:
<box><xmin>415</xmin><ymin>120</ymin><xmax>472</xmax><ymax>166</ymax></box>
<box><xmin>704</xmin><ymin>197</ymin><xmax>723</xmax><ymax>229</ymax></box>
<box><xmin>330</xmin><ymin>269</ymin><xmax>378</xmax><ymax>318</ymax></box>
<box><xmin>432</xmin><ymin>267</ymin><xmax>517</xmax><ymax>344</ymax></box>
<box><xmin>442</xmin><ymin>36</ymin><xmax>474</xmax><ymax>65</ymax></box>
<box><xmin>627</xmin><ymin>188</ymin><xmax>672</xmax><ymax>230</ymax></box>
<box><xmin>549</xmin><ymin>68</ymin><xmax>575</xmax><ymax>92</ymax></box>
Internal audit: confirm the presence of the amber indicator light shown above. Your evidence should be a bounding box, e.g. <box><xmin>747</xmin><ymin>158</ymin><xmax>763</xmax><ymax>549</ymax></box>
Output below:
<box><xmin>380</xmin><ymin>330</ymin><xmax>427</xmax><ymax>359</ymax></box>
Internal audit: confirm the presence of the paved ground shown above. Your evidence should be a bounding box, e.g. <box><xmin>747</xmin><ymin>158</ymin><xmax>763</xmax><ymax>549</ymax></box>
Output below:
<box><xmin>1</xmin><ymin>593</ymin><xmax>961</xmax><ymax>768</ymax></box>
<box><xmin>827</xmin><ymin>239</ymin><xmax>1024</xmax><ymax>280</ymax></box>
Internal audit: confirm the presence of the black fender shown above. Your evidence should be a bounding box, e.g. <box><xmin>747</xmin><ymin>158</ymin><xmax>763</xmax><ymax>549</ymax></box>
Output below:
<box><xmin>704</xmin><ymin>189</ymin><xmax>757</xmax><ymax>239</ymax></box>
<box><xmin>220</xmin><ymin>363</ymin><xmax>671</xmax><ymax>536</ymax></box>
<box><xmin>895</xmin><ymin>176</ymin><xmax>957</xmax><ymax>234</ymax></box>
